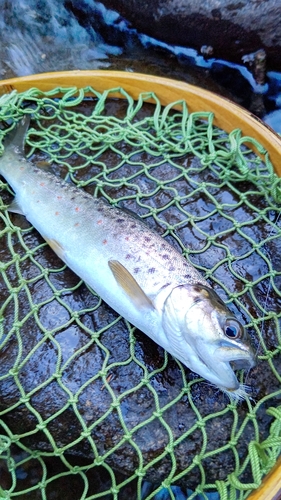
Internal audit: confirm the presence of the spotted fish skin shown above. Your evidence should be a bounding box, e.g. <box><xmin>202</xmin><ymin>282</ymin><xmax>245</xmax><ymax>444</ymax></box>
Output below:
<box><xmin>0</xmin><ymin>117</ymin><xmax>256</xmax><ymax>399</ymax></box>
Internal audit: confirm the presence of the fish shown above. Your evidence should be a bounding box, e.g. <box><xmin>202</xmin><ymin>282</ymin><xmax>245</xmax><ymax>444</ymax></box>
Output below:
<box><xmin>0</xmin><ymin>116</ymin><xmax>256</xmax><ymax>400</ymax></box>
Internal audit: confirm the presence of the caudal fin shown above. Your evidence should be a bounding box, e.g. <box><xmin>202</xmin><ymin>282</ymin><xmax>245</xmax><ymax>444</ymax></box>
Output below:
<box><xmin>3</xmin><ymin>115</ymin><xmax>30</xmax><ymax>153</ymax></box>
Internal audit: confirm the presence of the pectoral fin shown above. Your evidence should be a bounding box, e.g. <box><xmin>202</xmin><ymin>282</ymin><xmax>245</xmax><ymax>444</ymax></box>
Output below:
<box><xmin>108</xmin><ymin>260</ymin><xmax>154</xmax><ymax>310</ymax></box>
<box><xmin>44</xmin><ymin>237</ymin><xmax>65</xmax><ymax>260</ymax></box>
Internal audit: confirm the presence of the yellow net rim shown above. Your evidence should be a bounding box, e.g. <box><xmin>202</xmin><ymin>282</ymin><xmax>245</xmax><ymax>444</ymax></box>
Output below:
<box><xmin>0</xmin><ymin>70</ymin><xmax>280</xmax><ymax>178</ymax></box>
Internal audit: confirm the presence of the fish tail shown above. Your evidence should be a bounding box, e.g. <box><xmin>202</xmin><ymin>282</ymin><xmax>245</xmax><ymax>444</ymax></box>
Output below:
<box><xmin>0</xmin><ymin>115</ymin><xmax>31</xmax><ymax>186</ymax></box>
<box><xmin>3</xmin><ymin>115</ymin><xmax>30</xmax><ymax>152</ymax></box>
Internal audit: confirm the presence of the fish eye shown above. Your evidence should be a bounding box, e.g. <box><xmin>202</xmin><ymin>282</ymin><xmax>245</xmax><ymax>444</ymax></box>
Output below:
<box><xmin>224</xmin><ymin>318</ymin><xmax>243</xmax><ymax>339</ymax></box>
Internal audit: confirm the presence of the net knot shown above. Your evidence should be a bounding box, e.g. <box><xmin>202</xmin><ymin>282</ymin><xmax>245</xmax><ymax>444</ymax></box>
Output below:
<box><xmin>20</xmin><ymin>396</ymin><xmax>30</xmax><ymax>404</ymax></box>
<box><xmin>54</xmin><ymin>449</ymin><xmax>64</xmax><ymax>457</ymax></box>
<box><xmin>165</xmin><ymin>444</ymin><xmax>174</xmax><ymax>454</ymax></box>
<box><xmin>192</xmin><ymin>455</ymin><xmax>202</xmax><ymax>465</ymax></box>
<box><xmin>8</xmin><ymin>368</ymin><xmax>19</xmax><ymax>377</ymax></box>
<box><xmin>12</xmin><ymin>321</ymin><xmax>23</xmax><ymax>329</ymax></box>
<box><xmin>0</xmin><ymin>490</ymin><xmax>10</xmax><ymax>499</ymax></box>
<box><xmin>72</xmin><ymin>466</ymin><xmax>80</xmax><ymax>474</ymax></box>
<box><xmin>71</xmin><ymin>311</ymin><xmax>80</xmax><ymax>319</ymax></box>
<box><xmin>36</xmin><ymin>422</ymin><xmax>47</xmax><ymax>431</ymax></box>
<box><xmin>266</xmin><ymin>350</ymin><xmax>275</xmax><ymax>360</ymax></box>
<box><xmin>232</xmin><ymin>220</ymin><xmax>242</xmax><ymax>229</ymax></box>
<box><xmin>68</xmin><ymin>395</ymin><xmax>79</xmax><ymax>404</ymax></box>
<box><xmin>246</xmin><ymin>412</ymin><xmax>256</xmax><ymax>421</ymax></box>
<box><xmin>0</xmin><ymin>435</ymin><xmax>11</xmax><ymax>454</ymax></box>
<box><xmin>161</xmin><ymin>480</ymin><xmax>170</xmax><ymax>489</ymax></box>
<box><xmin>252</xmin><ymin>241</ymin><xmax>262</xmax><ymax>250</ymax></box>
<box><xmin>201</xmin><ymin>153</ymin><xmax>217</xmax><ymax>165</ymax></box>
<box><xmin>141</xmin><ymin>378</ymin><xmax>149</xmax><ymax>386</ymax></box>
<box><xmin>90</xmin><ymin>331</ymin><xmax>100</xmax><ymax>340</ymax></box>
<box><xmin>81</xmin><ymin>429</ymin><xmax>91</xmax><ymax>438</ymax></box>
<box><xmin>31</xmin><ymin>450</ymin><xmax>41</xmax><ymax>458</ymax></box>
<box><xmin>94</xmin><ymin>456</ymin><xmax>104</xmax><ymax>466</ymax></box>
<box><xmin>196</xmin><ymin>420</ymin><xmax>206</xmax><ymax>429</ymax></box>
<box><xmin>153</xmin><ymin>410</ymin><xmax>163</xmax><ymax>418</ymax></box>
<box><xmin>135</xmin><ymin>468</ymin><xmax>146</xmax><ymax>477</ymax></box>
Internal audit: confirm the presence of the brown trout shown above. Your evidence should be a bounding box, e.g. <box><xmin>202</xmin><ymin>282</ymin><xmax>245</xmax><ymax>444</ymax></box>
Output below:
<box><xmin>0</xmin><ymin>117</ymin><xmax>256</xmax><ymax>399</ymax></box>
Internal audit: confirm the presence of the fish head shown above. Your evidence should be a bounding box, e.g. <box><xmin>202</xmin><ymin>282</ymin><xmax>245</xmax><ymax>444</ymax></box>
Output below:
<box><xmin>162</xmin><ymin>284</ymin><xmax>256</xmax><ymax>397</ymax></box>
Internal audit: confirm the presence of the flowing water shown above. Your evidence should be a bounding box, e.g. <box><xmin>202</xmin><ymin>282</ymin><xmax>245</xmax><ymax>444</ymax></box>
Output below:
<box><xmin>0</xmin><ymin>0</ymin><xmax>281</xmax><ymax>128</ymax></box>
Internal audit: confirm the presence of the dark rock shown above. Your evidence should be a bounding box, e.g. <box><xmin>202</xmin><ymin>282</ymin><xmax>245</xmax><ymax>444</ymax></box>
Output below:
<box><xmin>98</xmin><ymin>0</ymin><xmax>281</xmax><ymax>70</ymax></box>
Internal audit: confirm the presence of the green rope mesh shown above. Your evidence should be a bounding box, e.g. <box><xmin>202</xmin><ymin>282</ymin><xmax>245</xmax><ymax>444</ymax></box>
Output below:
<box><xmin>0</xmin><ymin>85</ymin><xmax>280</xmax><ymax>500</ymax></box>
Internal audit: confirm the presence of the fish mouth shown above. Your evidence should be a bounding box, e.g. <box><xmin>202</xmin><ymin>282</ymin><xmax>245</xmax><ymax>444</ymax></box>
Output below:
<box><xmin>217</xmin><ymin>340</ymin><xmax>256</xmax><ymax>372</ymax></box>
<box><xmin>230</xmin><ymin>356</ymin><xmax>256</xmax><ymax>371</ymax></box>
<box><xmin>198</xmin><ymin>347</ymin><xmax>255</xmax><ymax>375</ymax></box>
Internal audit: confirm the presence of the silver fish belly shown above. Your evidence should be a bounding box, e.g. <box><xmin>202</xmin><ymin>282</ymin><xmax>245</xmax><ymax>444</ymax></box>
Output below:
<box><xmin>0</xmin><ymin>117</ymin><xmax>256</xmax><ymax>399</ymax></box>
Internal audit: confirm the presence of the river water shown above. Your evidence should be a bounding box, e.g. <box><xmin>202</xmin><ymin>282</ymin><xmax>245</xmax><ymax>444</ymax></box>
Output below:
<box><xmin>0</xmin><ymin>0</ymin><xmax>281</xmax><ymax>131</ymax></box>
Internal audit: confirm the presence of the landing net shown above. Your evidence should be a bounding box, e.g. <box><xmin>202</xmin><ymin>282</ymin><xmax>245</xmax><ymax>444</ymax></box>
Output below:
<box><xmin>0</xmin><ymin>86</ymin><xmax>280</xmax><ymax>500</ymax></box>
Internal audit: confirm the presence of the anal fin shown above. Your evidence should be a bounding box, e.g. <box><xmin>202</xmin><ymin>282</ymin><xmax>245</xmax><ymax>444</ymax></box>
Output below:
<box><xmin>44</xmin><ymin>237</ymin><xmax>65</xmax><ymax>260</ymax></box>
<box><xmin>108</xmin><ymin>259</ymin><xmax>154</xmax><ymax>310</ymax></box>
<box><xmin>8</xmin><ymin>198</ymin><xmax>24</xmax><ymax>215</ymax></box>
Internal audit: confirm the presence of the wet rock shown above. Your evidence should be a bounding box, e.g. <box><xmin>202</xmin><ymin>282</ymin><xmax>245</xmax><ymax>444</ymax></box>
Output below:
<box><xmin>98</xmin><ymin>0</ymin><xmax>281</xmax><ymax>70</ymax></box>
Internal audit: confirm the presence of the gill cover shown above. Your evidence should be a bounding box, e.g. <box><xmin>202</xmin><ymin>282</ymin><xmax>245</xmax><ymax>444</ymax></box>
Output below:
<box><xmin>161</xmin><ymin>283</ymin><xmax>256</xmax><ymax>394</ymax></box>
<box><xmin>162</xmin><ymin>285</ymin><xmax>194</xmax><ymax>361</ymax></box>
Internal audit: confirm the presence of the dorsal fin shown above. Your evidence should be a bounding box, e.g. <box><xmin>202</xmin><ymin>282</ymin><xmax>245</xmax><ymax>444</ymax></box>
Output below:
<box><xmin>117</xmin><ymin>204</ymin><xmax>145</xmax><ymax>224</ymax></box>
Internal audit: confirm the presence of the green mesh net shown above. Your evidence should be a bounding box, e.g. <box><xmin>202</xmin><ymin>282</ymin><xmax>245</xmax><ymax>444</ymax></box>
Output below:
<box><xmin>0</xmin><ymin>85</ymin><xmax>280</xmax><ymax>500</ymax></box>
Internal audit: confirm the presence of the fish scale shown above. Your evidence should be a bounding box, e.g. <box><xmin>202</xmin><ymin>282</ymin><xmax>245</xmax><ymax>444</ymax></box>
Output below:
<box><xmin>0</xmin><ymin>117</ymin><xmax>256</xmax><ymax>399</ymax></box>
